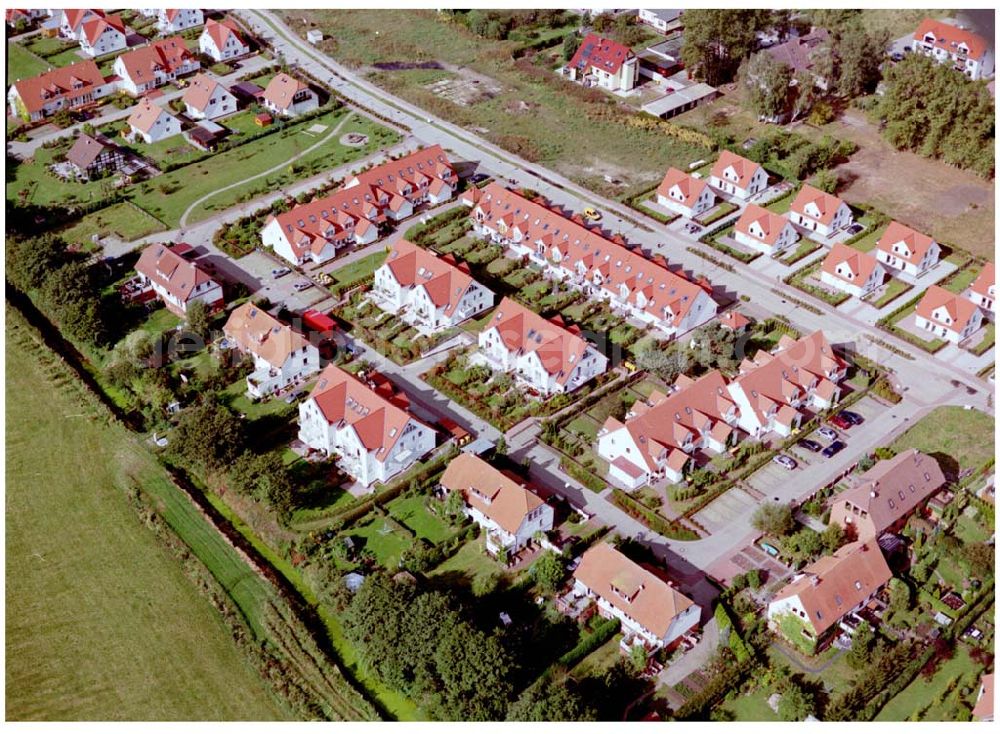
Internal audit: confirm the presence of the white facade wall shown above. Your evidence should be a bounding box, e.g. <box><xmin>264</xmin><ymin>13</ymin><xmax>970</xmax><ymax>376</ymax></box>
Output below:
<box><xmin>186</xmin><ymin>86</ymin><xmax>238</xmax><ymax>120</ymax></box>
<box><xmin>734</xmin><ymin>221</ymin><xmax>798</xmax><ymax>256</ymax></box>
<box><xmin>710</xmin><ymin>166</ymin><xmax>768</xmax><ymax>200</ymax></box>
<box><xmin>789</xmin><ymin>203</ymin><xmax>853</xmax><ymax>238</ymax></box>
<box><xmin>80</xmin><ymin>27</ymin><xmax>126</xmax><ymax>57</ymax></box>
<box><xmin>875</xmin><ymin>241</ymin><xmax>940</xmax><ymax>278</ymax></box>
<box><xmin>157</xmin><ymin>8</ymin><xmax>203</xmax><ymax>34</ymax></box>
<box><xmin>199</xmin><ymin>29</ymin><xmax>250</xmax><ymax>61</ymax></box>
<box><xmin>915</xmin><ymin>309</ymin><xmax>983</xmax><ymax>344</ymax></box>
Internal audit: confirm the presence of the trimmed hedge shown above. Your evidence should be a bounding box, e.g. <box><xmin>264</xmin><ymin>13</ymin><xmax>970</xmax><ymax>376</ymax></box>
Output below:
<box><xmin>557</xmin><ymin>617</ymin><xmax>621</xmax><ymax>668</ymax></box>
<box><xmin>611</xmin><ymin>489</ymin><xmax>699</xmax><ymax>540</ymax></box>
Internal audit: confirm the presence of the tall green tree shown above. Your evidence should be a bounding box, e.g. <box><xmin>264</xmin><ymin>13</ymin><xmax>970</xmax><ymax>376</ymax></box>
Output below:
<box><xmin>171</xmin><ymin>401</ymin><xmax>244</xmax><ymax>472</ymax></box>
<box><xmin>531</xmin><ymin>552</ymin><xmax>566</xmax><ymax>594</ymax></box>
<box><xmin>681</xmin><ymin>9</ymin><xmax>771</xmax><ymax>85</ymax></box>
<box><xmin>777</xmin><ymin>680</ymin><xmax>815</xmax><ymax>721</ymax></box>
<box><xmin>832</xmin><ymin>22</ymin><xmax>889</xmax><ymax>97</ymax></box>
<box><xmin>751</xmin><ymin>502</ymin><xmax>795</xmax><ymax>537</ymax></box>
<box><xmin>507</xmin><ymin>674</ymin><xmax>596</xmax><ymax>721</ymax></box>
<box><xmin>739</xmin><ymin>51</ymin><xmax>793</xmax><ymax>121</ymax></box>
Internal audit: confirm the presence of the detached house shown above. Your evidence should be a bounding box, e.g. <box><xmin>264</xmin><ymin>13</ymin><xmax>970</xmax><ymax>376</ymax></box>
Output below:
<box><xmin>440</xmin><ymin>453</ymin><xmax>554</xmax><ymax>557</ymax></box>
<box><xmin>112</xmin><ymin>36</ymin><xmax>200</xmax><ymax>96</ymax></box>
<box><xmin>969</xmin><ymin>262</ymin><xmax>995</xmax><ymax>312</ymax></box>
<box><xmin>709</xmin><ymin>151</ymin><xmax>769</xmax><ymax>201</ymax></box>
<box><xmin>127</xmin><ymin>98</ymin><xmax>180</xmax><ymax>143</ymax></box>
<box><xmin>157</xmin><ymin>8</ymin><xmax>203</xmax><ymax>34</ymax></box>
<box><xmin>727</xmin><ymin>330</ymin><xmax>847</xmax><ymax>438</ymax></box>
<box><xmin>65</xmin><ymin>133</ymin><xmax>125</xmax><ymax>179</ymax></box>
<box><xmin>297</xmin><ymin>365</ymin><xmax>436</xmax><ymax>487</ymax></box>
<box><xmin>7</xmin><ymin>59</ymin><xmax>111</xmax><ymax>122</ymax></box>
<box><xmin>789</xmin><ymin>184</ymin><xmax>853</xmax><ymax>238</ymax></box>
<box><xmin>733</xmin><ymin>204</ymin><xmax>798</xmax><ymax>256</ymax></box>
<box><xmin>572</xmin><ymin>542</ymin><xmax>701</xmax><ymax>654</ymax></box>
<box><xmin>223</xmin><ymin>303</ymin><xmax>320</xmax><ymax>398</ymax></box>
<box><xmin>469</xmin><ymin>184</ymin><xmax>717</xmax><ymax>338</ymax></box>
<box><xmin>261</xmin><ymin>72</ymin><xmax>318</xmax><ymax>117</ymax></box>
<box><xmin>199</xmin><ymin>17</ymin><xmax>250</xmax><ymax>62</ymax></box>
<box><xmin>820</xmin><ymin>243</ymin><xmax>885</xmax><ymax>299</ymax></box>
<box><xmin>565</xmin><ymin>33</ymin><xmax>638</xmax><ymax>92</ymax></box>
<box><xmin>372</xmin><ymin>239</ymin><xmax>494</xmax><ymax>333</ymax></box>
<box><xmin>134</xmin><ymin>243</ymin><xmax>223</xmax><ymax>316</ymax></box>
<box><xmin>829</xmin><ymin>449</ymin><xmax>946</xmax><ymax>541</ymax></box>
<box><xmin>913</xmin><ymin>17</ymin><xmax>994</xmax><ymax>81</ymax></box>
<box><xmin>914</xmin><ymin>285</ymin><xmax>983</xmax><ymax>344</ymax></box>
<box><xmin>182</xmin><ymin>73</ymin><xmax>237</xmax><ymax>120</ymax></box>
<box><xmin>767</xmin><ymin>540</ymin><xmax>893</xmax><ymax>653</ymax></box>
<box><xmin>477</xmin><ymin>297</ymin><xmax>608</xmax><ymax>395</ymax></box>
<box><xmin>79</xmin><ymin>14</ymin><xmax>126</xmax><ymax>57</ymax></box>
<box><xmin>597</xmin><ymin>370</ymin><xmax>739</xmax><ymax>488</ymax></box>
<box><xmin>656</xmin><ymin>167</ymin><xmax>715</xmax><ymax>219</ymax></box>
<box><xmin>59</xmin><ymin>8</ymin><xmax>104</xmax><ymax>40</ymax></box>
<box><xmin>874</xmin><ymin>221</ymin><xmax>941</xmax><ymax>278</ymax></box>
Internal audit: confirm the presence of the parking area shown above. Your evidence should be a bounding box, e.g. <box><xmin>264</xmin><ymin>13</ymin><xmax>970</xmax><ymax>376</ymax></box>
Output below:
<box><xmin>691</xmin><ymin>487</ymin><xmax>759</xmax><ymax>535</ymax></box>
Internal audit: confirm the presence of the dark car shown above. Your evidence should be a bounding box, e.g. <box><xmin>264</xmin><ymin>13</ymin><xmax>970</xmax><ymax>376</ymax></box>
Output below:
<box><xmin>829</xmin><ymin>414</ymin><xmax>853</xmax><ymax>430</ymax></box>
<box><xmin>467</xmin><ymin>173</ymin><xmax>489</xmax><ymax>184</ymax></box>
<box><xmin>838</xmin><ymin>410</ymin><xmax>864</xmax><ymax>426</ymax></box>
<box><xmin>797</xmin><ymin>438</ymin><xmax>822</xmax><ymax>452</ymax></box>
<box><xmin>822</xmin><ymin>440</ymin><xmax>847</xmax><ymax>458</ymax></box>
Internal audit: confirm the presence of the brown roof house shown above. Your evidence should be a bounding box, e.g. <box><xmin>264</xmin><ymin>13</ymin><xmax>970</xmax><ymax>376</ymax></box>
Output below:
<box><xmin>223</xmin><ymin>302</ymin><xmax>320</xmax><ymax>398</ymax></box>
<box><xmin>829</xmin><ymin>450</ymin><xmax>947</xmax><ymax>541</ymax></box>
<box><xmin>182</xmin><ymin>73</ymin><xmax>237</xmax><ymax>121</ymax></box>
<box><xmin>65</xmin><ymin>133</ymin><xmax>125</xmax><ymax>179</ymax></box>
<box><xmin>767</xmin><ymin>540</ymin><xmax>893</xmax><ymax>653</ymax></box>
<box><xmin>571</xmin><ymin>542</ymin><xmax>701</xmax><ymax>654</ymax></box>
<box><xmin>7</xmin><ymin>59</ymin><xmax>111</xmax><ymax>122</ymax></box>
<box><xmin>372</xmin><ymin>239</ymin><xmax>494</xmax><ymax>334</ymax></box>
<box><xmin>440</xmin><ymin>453</ymin><xmax>553</xmax><ymax>557</ymax></box>
<box><xmin>126</xmin><ymin>97</ymin><xmax>181</xmax><ymax>144</ymax></box>
<box><xmin>134</xmin><ymin>243</ymin><xmax>223</xmax><ymax>316</ymax></box>
<box><xmin>261</xmin><ymin>72</ymin><xmax>318</xmax><ymax>117</ymax></box>
<box><xmin>297</xmin><ymin>365</ymin><xmax>436</xmax><ymax>486</ymax></box>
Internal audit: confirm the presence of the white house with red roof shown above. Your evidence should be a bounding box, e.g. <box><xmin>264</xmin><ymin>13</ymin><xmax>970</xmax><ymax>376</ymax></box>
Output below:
<box><xmin>570</xmin><ymin>542</ymin><xmax>701</xmax><ymax>653</ymax></box>
<box><xmin>656</xmin><ymin>168</ymin><xmax>715</xmax><ymax>219</ymax></box>
<box><xmin>343</xmin><ymin>144</ymin><xmax>457</xmax><ymax>215</ymax></box>
<box><xmin>913</xmin><ymin>17</ymin><xmax>994</xmax><ymax>81</ymax></box>
<box><xmin>788</xmin><ymin>184</ymin><xmax>854</xmax><ymax>238</ymax></box>
<box><xmin>727</xmin><ymin>331</ymin><xmax>847</xmax><ymax>438</ymax></box>
<box><xmin>733</xmin><ymin>204</ymin><xmax>799</xmax><ymax>256</ymax></box>
<box><xmin>182</xmin><ymin>73</ymin><xmax>237</xmax><ymax>120</ymax></box>
<box><xmin>112</xmin><ymin>36</ymin><xmax>200</xmax><ymax>96</ymax></box>
<box><xmin>597</xmin><ymin>370</ymin><xmax>740</xmax><ymax>488</ymax></box>
<box><xmin>820</xmin><ymin>243</ymin><xmax>886</xmax><ymax>299</ymax></box>
<box><xmin>134</xmin><ymin>243</ymin><xmax>223</xmax><ymax>316</ymax></box>
<box><xmin>767</xmin><ymin>540</ymin><xmax>893</xmax><ymax>653</ymax></box>
<box><xmin>440</xmin><ymin>453</ymin><xmax>553</xmax><ymax>556</ymax></box>
<box><xmin>298</xmin><ymin>365</ymin><xmax>436</xmax><ymax>486</ymax></box>
<box><xmin>199</xmin><ymin>17</ymin><xmax>250</xmax><ymax>62</ymax></box>
<box><xmin>157</xmin><ymin>8</ymin><xmax>203</xmax><ymax>34</ymax></box>
<box><xmin>261</xmin><ymin>72</ymin><xmax>318</xmax><ymax>117</ymax></box>
<box><xmin>127</xmin><ymin>97</ymin><xmax>180</xmax><ymax>143</ymax></box>
<box><xmin>565</xmin><ymin>33</ymin><xmax>638</xmax><ymax>92</ymax></box>
<box><xmin>874</xmin><ymin>221</ymin><xmax>941</xmax><ymax>278</ymax></box>
<box><xmin>79</xmin><ymin>14</ymin><xmax>126</xmax><ymax>57</ymax></box>
<box><xmin>914</xmin><ymin>285</ymin><xmax>984</xmax><ymax>344</ymax></box>
<box><xmin>58</xmin><ymin>8</ymin><xmax>104</xmax><ymax>40</ymax></box>
<box><xmin>7</xmin><ymin>59</ymin><xmax>113</xmax><ymax>122</ymax></box>
<box><xmin>372</xmin><ymin>239</ymin><xmax>494</xmax><ymax>333</ymax></box>
<box><xmin>469</xmin><ymin>184</ymin><xmax>717</xmax><ymax>338</ymax></box>
<box><xmin>709</xmin><ymin>151</ymin><xmax>769</xmax><ymax>201</ymax></box>
<box><xmin>476</xmin><ymin>297</ymin><xmax>608</xmax><ymax>395</ymax></box>
<box><xmin>969</xmin><ymin>262</ymin><xmax>995</xmax><ymax>313</ymax></box>
<box><xmin>223</xmin><ymin>303</ymin><xmax>320</xmax><ymax>398</ymax></box>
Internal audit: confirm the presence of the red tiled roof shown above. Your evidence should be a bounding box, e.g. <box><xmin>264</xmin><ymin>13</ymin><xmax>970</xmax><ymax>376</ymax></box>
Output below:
<box><xmin>734</xmin><ymin>203</ymin><xmax>793</xmax><ymax>247</ymax></box>
<box><xmin>821</xmin><ymin>242</ymin><xmax>882</xmax><ymax>286</ymax></box>
<box><xmin>182</xmin><ymin>73</ymin><xmax>229</xmax><ymax>111</ymax></box>
<box><xmin>972</xmin><ymin>672</ymin><xmax>994</xmax><ymax>721</ymax></box>
<box><xmin>127</xmin><ymin>97</ymin><xmax>173</xmax><ymax>134</ymax></box>
<box><xmin>261</xmin><ymin>72</ymin><xmax>309</xmax><ymax>110</ymax></box>
<box><xmin>115</xmin><ymin>35</ymin><xmax>195</xmax><ymax>84</ymax></box>
<box><xmin>711</xmin><ymin>150</ymin><xmax>764</xmax><ymax>190</ymax></box>
<box><xmin>790</xmin><ymin>184</ymin><xmax>848</xmax><ymax>227</ymax></box>
<box><xmin>915</xmin><ymin>285</ymin><xmax>981</xmax><ymax>333</ymax></box>
<box><xmin>971</xmin><ymin>262</ymin><xmax>995</xmax><ymax>299</ymax></box>
<box><xmin>135</xmin><ymin>243</ymin><xmax>216</xmax><ymax>304</ymax></box>
<box><xmin>656</xmin><ymin>167</ymin><xmax>709</xmax><ymax>204</ymax></box>
<box><xmin>203</xmin><ymin>17</ymin><xmax>245</xmax><ymax>50</ymax></box>
<box><xmin>876</xmin><ymin>221</ymin><xmax>937</xmax><ymax>267</ymax></box>
<box><xmin>9</xmin><ymin>59</ymin><xmax>105</xmax><ymax>114</ymax></box>
<box><xmin>568</xmin><ymin>33</ymin><xmax>635</xmax><ymax>76</ymax></box>
<box><xmin>81</xmin><ymin>13</ymin><xmax>125</xmax><ymax>45</ymax></box>
<box><xmin>223</xmin><ymin>302</ymin><xmax>311</xmax><ymax>370</ymax></box>
<box><xmin>914</xmin><ymin>17</ymin><xmax>989</xmax><ymax>60</ymax></box>
<box><xmin>772</xmin><ymin>541</ymin><xmax>893</xmax><ymax>637</ymax></box>
<box><xmin>440</xmin><ymin>453</ymin><xmax>545</xmax><ymax>536</ymax></box>
<box><xmin>349</xmin><ymin>144</ymin><xmax>456</xmax><ymax>200</ymax></box>
<box><xmin>719</xmin><ymin>310</ymin><xmax>751</xmax><ymax>331</ymax></box>
<box><xmin>383</xmin><ymin>239</ymin><xmax>476</xmax><ymax>317</ymax></box>
<box><xmin>63</xmin><ymin>9</ymin><xmax>104</xmax><ymax>33</ymax></box>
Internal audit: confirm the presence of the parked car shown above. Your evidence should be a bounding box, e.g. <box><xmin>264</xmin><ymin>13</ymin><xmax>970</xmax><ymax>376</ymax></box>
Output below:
<box><xmin>838</xmin><ymin>410</ymin><xmax>864</xmax><ymax>425</ymax></box>
<box><xmin>818</xmin><ymin>426</ymin><xmax>838</xmax><ymax>442</ymax></box>
<box><xmin>293</xmin><ymin>280</ymin><xmax>313</xmax><ymax>292</ymax></box>
<box><xmin>467</xmin><ymin>173</ymin><xmax>489</xmax><ymax>184</ymax></box>
<box><xmin>890</xmin><ymin>51</ymin><xmax>904</xmax><ymax>62</ymax></box>
<box><xmin>772</xmin><ymin>454</ymin><xmax>797</xmax><ymax>470</ymax></box>
<box><xmin>822</xmin><ymin>440</ymin><xmax>847</xmax><ymax>458</ymax></box>
<box><xmin>271</xmin><ymin>267</ymin><xmax>291</xmax><ymax>278</ymax></box>
<box><xmin>284</xmin><ymin>390</ymin><xmax>305</xmax><ymax>404</ymax></box>
<box><xmin>829</xmin><ymin>414</ymin><xmax>853</xmax><ymax>430</ymax></box>
<box><xmin>797</xmin><ymin>438</ymin><xmax>822</xmax><ymax>452</ymax></box>
<box><xmin>583</xmin><ymin>207</ymin><xmax>602</xmax><ymax>221</ymax></box>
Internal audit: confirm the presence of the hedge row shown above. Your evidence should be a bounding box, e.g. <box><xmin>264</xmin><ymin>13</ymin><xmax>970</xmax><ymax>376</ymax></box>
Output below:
<box><xmin>673</xmin><ymin>656</ymin><xmax>756</xmax><ymax>720</ymax></box>
<box><xmin>686</xmin><ymin>246</ymin><xmax>735</xmax><ymax>273</ymax></box>
<box><xmin>557</xmin><ymin>617</ymin><xmax>621</xmax><ymax>668</ymax></box>
<box><xmin>611</xmin><ymin>489</ymin><xmax>699</xmax><ymax>541</ymax></box>
<box><xmin>559</xmin><ymin>457</ymin><xmax>606</xmax><ymax>492</ymax></box>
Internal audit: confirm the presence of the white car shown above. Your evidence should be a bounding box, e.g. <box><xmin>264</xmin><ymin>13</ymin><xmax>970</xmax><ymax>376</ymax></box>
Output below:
<box><xmin>271</xmin><ymin>267</ymin><xmax>291</xmax><ymax>278</ymax></box>
<box><xmin>293</xmin><ymin>280</ymin><xmax>313</xmax><ymax>292</ymax></box>
<box><xmin>818</xmin><ymin>426</ymin><xmax>838</xmax><ymax>442</ymax></box>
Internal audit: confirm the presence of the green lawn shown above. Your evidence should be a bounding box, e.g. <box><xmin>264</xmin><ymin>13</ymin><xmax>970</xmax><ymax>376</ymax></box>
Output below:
<box><xmin>569</xmin><ymin>634</ymin><xmax>623</xmax><ymax>680</ymax></box>
<box><xmin>330</xmin><ymin>251</ymin><xmax>389</xmax><ymax>286</ymax></box>
<box><xmin>7</xmin><ymin>139</ymin><xmax>112</xmax><ymax>207</ymax></box>
<box><xmin>942</xmin><ymin>266</ymin><xmax>979</xmax><ymax>295</ymax></box>
<box><xmin>890</xmin><ymin>406</ymin><xmax>995</xmax><ymax>473</ymax></box>
<box><xmin>970</xmin><ymin>322</ymin><xmax>995</xmax><ymax>356</ymax></box>
<box><xmin>875</xmin><ymin>646</ymin><xmax>981</xmax><ymax>721</ymax></box>
<box><xmin>7</xmin><ymin>40</ymin><xmax>50</xmax><ymax>84</ymax></box>
<box><xmin>5</xmin><ymin>310</ymin><xmax>290</xmax><ymax>721</ymax></box>
<box><xmin>57</xmin><ymin>202</ymin><xmax>166</xmax><ymax>246</ymax></box>
<box><xmin>869</xmin><ymin>278</ymin><xmax>913</xmax><ymax>309</ymax></box>
<box><xmin>778</xmin><ymin>239</ymin><xmax>821</xmax><ymax>266</ymax></box>
<box><xmin>140</xmin><ymin>306</ymin><xmax>183</xmax><ymax>336</ymax></box>
<box><xmin>387</xmin><ymin>495</ymin><xmax>453</xmax><ymax>543</ymax></box>
<box><xmin>429</xmin><ymin>536</ymin><xmax>505</xmax><ymax>587</ymax></box>
<box><xmin>219</xmin><ymin>378</ymin><xmax>298</xmax><ymax>421</ymax></box>
<box><xmin>349</xmin><ymin>517</ymin><xmax>413</xmax><ymax>569</ymax></box>
<box><xmin>720</xmin><ymin>686</ymin><xmax>780</xmax><ymax>721</ymax></box>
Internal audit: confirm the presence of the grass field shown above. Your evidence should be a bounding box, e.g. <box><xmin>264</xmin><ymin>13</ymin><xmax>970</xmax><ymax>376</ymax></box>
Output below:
<box><xmin>5</xmin><ymin>310</ymin><xmax>289</xmax><ymax>721</ymax></box>
<box><xmin>7</xmin><ymin>138</ymin><xmax>111</xmax><ymax>207</ymax></box>
<box><xmin>889</xmin><ymin>406</ymin><xmax>995</xmax><ymax>473</ymax></box>
<box><xmin>7</xmin><ymin>40</ymin><xmax>50</xmax><ymax>84</ymax></box>
<box><xmin>330</xmin><ymin>250</ymin><xmax>389</xmax><ymax>286</ymax></box>
<box><xmin>387</xmin><ymin>495</ymin><xmax>453</xmax><ymax>543</ymax></box>
<box><xmin>429</xmin><ymin>537</ymin><xmax>504</xmax><ymax>588</ymax></box>
<box><xmin>875</xmin><ymin>646</ymin><xmax>981</xmax><ymax>721</ymax></box>
<box><xmin>57</xmin><ymin>202</ymin><xmax>166</xmax><ymax>247</ymax></box>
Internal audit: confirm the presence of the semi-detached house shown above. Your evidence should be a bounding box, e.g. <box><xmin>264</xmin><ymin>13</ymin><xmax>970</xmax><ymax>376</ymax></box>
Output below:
<box><xmin>468</xmin><ymin>183</ymin><xmax>717</xmax><ymax>339</ymax></box>
<box><xmin>372</xmin><ymin>239</ymin><xmax>494</xmax><ymax>333</ymax></box>
<box><xmin>134</xmin><ymin>243</ymin><xmax>223</xmax><ymax>316</ymax></box>
<box><xmin>733</xmin><ymin>204</ymin><xmax>799</xmax><ymax>256</ymax></box>
<box><xmin>223</xmin><ymin>303</ymin><xmax>320</xmax><ymax>398</ymax></box>
<box><xmin>7</xmin><ymin>59</ymin><xmax>112</xmax><ymax>122</ymax></box>
<box><xmin>112</xmin><ymin>36</ymin><xmax>200</xmax><ymax>96</ymax></box>
<box><xmin>656</xmin><ymin>167</ymin><xmax>715</xmax><ymax>219</ymax></box>
<box><xmin>297</xmin><ymin>364</ymin><xmax>436</xmax><ymax>487</ymax></box>
<box><xmin>874</xmin><ymin>221</ymin><xmax>941</xmax><ymax>278</ymax></box>
<box><xmin>477</xmin><ymin>297</ymin><xmax>608</xmax><ymax>395</ymax></box>
<box><xmin>440</xmin><ymin>453</ymin><xmax>554</xmax><ymax>557</ymax></box>
<box><xmin>913</xmin><ymin>17</ymin><xmax>994</xmax><ymax>81</ymax></box>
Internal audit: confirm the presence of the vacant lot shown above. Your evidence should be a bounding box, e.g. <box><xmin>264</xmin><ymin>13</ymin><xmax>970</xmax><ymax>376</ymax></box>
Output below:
<box><xmin>5</xmin><ymin>311</ymin><xmax>289</xmax><ymax>721</ymax></box>
<box><xmin>57</xmin><ymin>202</ymin><xmax>166</xmax><ymax>247</ymax></box>
<box><xmin>889</xmin><ymin>405</ymin><xmax>994</xmax><ymax>473</ymax></box>
<box><xmin>7</xmin><ymin>40</ymin><xmax>50</xmax><ymax>83</ymax></box>
<box><xmin>875</xmin><ymin>645</ymin><xmax>982</xmax><ymax>721</ymax></box>
<box><xmin>282</xmin><ymin>9</ymin><xmax>711</xmax><ymax>199</ymax></box>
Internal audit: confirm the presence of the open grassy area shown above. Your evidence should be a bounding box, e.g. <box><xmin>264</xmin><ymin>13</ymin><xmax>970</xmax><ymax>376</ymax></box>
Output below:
<box><xmin>7</xmin><ymin>138</ymin><xmax>112</xmax><ymax>207</ymax></box>
<box><xmin>387</xmin><ymin>495</ymin><xmax>453</xmax><ymax>543</ymax></box>
<box><xmin>429</xmin><ymin>536</ymin><xmax>505</xmax><ymax>587</ymax></box>
<box><xmin>7</xmin><ymin>40</ymin><xmax>51</xmax><ymax>83</ymax></box>
<box><xmin>348</xmin><ymin>516</ymin><xmax>413</xmax><ymax>568</ymax></box>
<box><xmin>875</xmin><ymin>645</ymin><xmax>982</xmax><ymax>721</ymax></box>
<box><xmin>5</xmin><ymin>310</ymin><xmax>289</xmax><ymax>721</ymax></box>
<box><xmin>719</xmin><ymin>686</ymin><xmax>780</xmax><ymax>721</ymax></box>
<box><xmin>941</xmin><ymin>266</ymin><xmax>979</xmax><ymax>295</ymax></box>
<box><xmin>57</xmin><ymin>202</ymin><xmax>166</xmax><ymax>246</ymax></box>
<box><xmin>330</xmin><ymin>250</ymin><xmax>389</xmax><ymax>286</ymax></box>
<box><xmin>889</xmin><ymin>405</ymin><xmax>995</xmax><ymax>473</ymax></box>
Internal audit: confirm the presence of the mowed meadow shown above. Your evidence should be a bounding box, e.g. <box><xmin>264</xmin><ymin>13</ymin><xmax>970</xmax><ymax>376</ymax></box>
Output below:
<box><xmin>5</xmin><ymin>310</ymin><xmax>290</xmax><ymax>721</ymax></box>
